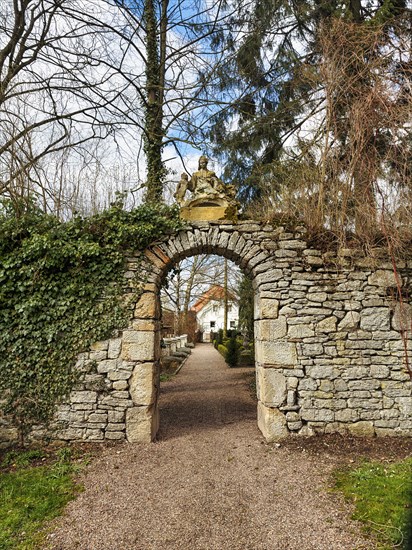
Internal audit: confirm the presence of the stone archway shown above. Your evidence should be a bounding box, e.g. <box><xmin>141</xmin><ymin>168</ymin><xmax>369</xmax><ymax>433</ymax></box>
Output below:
<box><xmin>124</xmin><ymin>220</ymin><xmax>302</xmax><ymax>443</ymax></box>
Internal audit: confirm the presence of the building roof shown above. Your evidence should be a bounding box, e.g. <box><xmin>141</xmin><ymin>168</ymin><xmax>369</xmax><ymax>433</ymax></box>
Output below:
<box><xmin>191</xmin><ymin>285</ymin><xmax>236</xmax><ymax>313</ymax></box>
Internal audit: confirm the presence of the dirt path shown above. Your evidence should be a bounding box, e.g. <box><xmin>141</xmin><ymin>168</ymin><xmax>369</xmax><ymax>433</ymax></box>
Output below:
<box><xmin>46</xmin><ymin>344</ymin><xmax>376</xmax><ymax>550</ymax></box>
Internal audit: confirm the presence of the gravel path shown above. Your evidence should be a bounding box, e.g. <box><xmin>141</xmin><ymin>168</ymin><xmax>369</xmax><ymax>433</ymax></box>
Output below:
<box><xmin>46</xmin><ymin>344</ymin><xmax>376</xmax><ymax>550</ymax></box>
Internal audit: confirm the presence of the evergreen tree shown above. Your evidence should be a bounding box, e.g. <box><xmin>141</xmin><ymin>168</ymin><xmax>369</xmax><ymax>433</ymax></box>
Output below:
<box><xmin>208</xmin><ymin>0</ymin><xmax>411</xmax><ymax>236</ymax></box>
<box><xmin>226</xmin><ymin>333</ymin><xmax>240</xmax><ymax>368</ymax></box>
<box><xmin>238</xmin><ymin>274</ymin><xmax>254</xmax><ymax>343</ymax></box>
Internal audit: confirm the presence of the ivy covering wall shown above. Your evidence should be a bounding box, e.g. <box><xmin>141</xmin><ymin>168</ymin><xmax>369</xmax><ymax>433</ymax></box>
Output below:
<box><xmin>0</xmin><ymin>199</ymin><xmax>182</xmax><ymax>442</ymax></box>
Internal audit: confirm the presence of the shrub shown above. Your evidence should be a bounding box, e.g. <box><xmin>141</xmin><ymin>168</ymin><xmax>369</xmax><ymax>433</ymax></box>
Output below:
<box><xmin>226</xmin><ymin>333</ymin><xmax>240</xmax><ymax>368</ymax></box>
<box><xmin>218</xmin><ymin>344</ymin><xmax>227</xmax><ymax>358</ymax></box>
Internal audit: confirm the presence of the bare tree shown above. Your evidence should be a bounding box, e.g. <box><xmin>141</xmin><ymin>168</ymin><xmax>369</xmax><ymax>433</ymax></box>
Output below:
<box><xmin>87</xmin><ymin>0</ymin><xmax>241</xmax><ymax>202</ymax></box>
<box><xmin>0</xmin><ymin>0</ymin><xmax>129</xmax><ymax>213</ymax></box>
<box><xmin>161</xmin><ymin>254</ymin><xmax>241</xmax><ymax>335</ymax></box>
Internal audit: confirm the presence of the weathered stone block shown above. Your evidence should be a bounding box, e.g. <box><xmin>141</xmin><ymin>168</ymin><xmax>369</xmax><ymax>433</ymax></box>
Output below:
<box><xmin>396</xmin><ymin>397</ymin><xmax>412</xmax><ymax>415</ymax></box>
<box><xmin>286</xmin><ymin>412</ymin><xmax>301</xmax><ymax>422</ymax></box>
<box><xmin>121</xmin><ymin>331</ymin><xmax>155</xmax><ymax>361</ymax></box>
<box><xmin>108</xmin><ymin>410</ymin><xmax>125</xmax><ymax>423</ymax></box>
<box><xmin>257</xmin><ymin>402</ymin><xmax>288</xmax><ymax>441</ymax></box>
<box><xmin>70</xmin><ymin>391</ymin><xmax>97</xmax><ymax>404</ymax></box>
<box><xmin>126</xmin><ymin>405</ymin><xmax>158</xmax><ymax>443</ymax></box>
<box><xmin>108</xmin><ymin>370</ymin><xmax>132</xmax><ymax>381</ymax></box>
<box><xmin>288</xmin><ymin>324</ymin><xmax>314</xmax><ymax>339</ymax></box>
<box><xmin>288</xmin><ymin>421</ymin><xmax>303</xmax><ymax>430</ymax></box>
<box><xmin>306</xmin><ymin>365</ymin><xmax>339</xmax><ymax>380</ymax></box>
<box><xmin>256</xmin><ymin>341</ymin><xmax>297</xmax><ymax>367</ymax></box>
<box><xmin>134</xmin><ymin>292</ymin><xmax>158</xmax><ymax>319</ymax></box>
<box><xmin>301</xmin><ymin>408</ymin><xmax>334</xmax><ymax>422</ymax></box>
<box><xmin>368</xmin><ymin>270</ymin><xmax>398</xmax><ymax>287</ymax></box>
<box><xmin>58</xmin><ymin>428</ymin><xmax>84</xmax><ymax>440</ymax></box>
<box><xmin>256</xmin><ymin>367</ymin><xmax>287</xmax><ymax>407</ymax></box>
<box><xmin>286</xmin><ymin>376</ymin><xmax>299</xmax><ymax>389</ymax></box>
<box><xmin>338</xmin><ymin>311</ymin><xmax>360</xmax><ymax>330</ymax></box>
<box><xmin>105</xmin><ymin>431</ymin><xmax>126</xmax><ymax>440</ymax></box>
<box><xmin>91</xmin><ymin>340</ymin><xmax>109</xmax><ymax>352</ymax></box>
<box><xmin>316</xmin><ymin>316</ymin><xmax>337</xmax><ymax>333</ymax></box>
<box><xmin>255</xmin><ymin>318</ymin><xmax>287</xmax><ymax>340</ymax></box>
<box><xmin>347</xmin><ymin>379</ymin><xmax>380</xmax><ymax>391</ymax></box>
<box><xmin>111</xmin><ymin>391</ymin><xmax>130</xmax><ymax>399</ymax></box>
<box><xmin>369</xmin><ymin>365</ymin><xmax>390</xmax><ymax>379</ymax></box>
<box><xmin>87</xmin><ymin>413</ymin><xmax>107</xmax><ymax>423</ymax></box>
<box><xmin>298</xmin><ymin>378</ymin><xmax>317</xmax><ymax>391</ymax></box>
<box><xmin>347</xmin><ymin>398</ymin><xmax>381</xmax><ymax>409</ymax></box>
<box><xmin>301</xmin><ymin>343</ymin><xmax>324</xmax><ymax>356</ymax></box>
<box><xmin>360</xmin><ymin>308</ymin><xmax>390</xmax><ymax>331</ymax></box>
<box><xmin>278</xmin><ymin>240</ymin><xmax>306</xmax><ymax>250</ymax></box>
<box><xmin>113</xmin><ymin>381</ymin><xmax>128</xmax><ymax>390</ymax></box>
<box><xmin>97</xmin><ymin>359</ymin><xmax>118</xmax><ymax>374</ymax></box>
<box><xmin>347</xmin><ymin>421</ymin><xmax>375</xmax><ymax>437</ymax></box>
<box><xmin>129</xmin><ymin>363</ymin><xmax>157</xmax><ymax>406</ymax></box>
<box><xmin>108</xmin><ymin>338</ymin><xmax>122</xmax><ymax>359</ymax></box>
<box><xmin>392</xmin><ymin>302</ymin><xmax>412</xmax><ymax>331</ymax></box>
<box><xmin>85</xmin><ymin>429</ymin><xmax>104</xmax><ymax>440</ymax></box>
<box><xmin>335</xmin><ymin>409</ymin><xmax>359</xmax><ymax>422</ymax></box>
<box><xmin>89</xmin><ymin>350</ymin><xmax>107</xmax><ymax>361</ymax></box>
<box><xmin>305</xmin><ymin>256</ymin><xmax>323</xmax><ymax>266</ymax></box>
<box><xmin>106</xmin><ymin>423</ymin><xmax>126</xmax><ymax>431</ymax></box>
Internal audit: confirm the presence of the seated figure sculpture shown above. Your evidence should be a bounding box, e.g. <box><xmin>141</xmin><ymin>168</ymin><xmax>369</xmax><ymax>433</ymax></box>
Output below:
<box><xmin>174</xmin><ymin>155</ymin><xmax>238</xmax><ymax>212</ymax></box>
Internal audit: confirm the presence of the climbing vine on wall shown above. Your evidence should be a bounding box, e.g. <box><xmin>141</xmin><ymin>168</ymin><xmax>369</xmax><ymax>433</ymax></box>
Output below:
<box><xmin>0</xmin><ymin>198</ymin><xmax>182</xmax><ymax>442</ymax></box>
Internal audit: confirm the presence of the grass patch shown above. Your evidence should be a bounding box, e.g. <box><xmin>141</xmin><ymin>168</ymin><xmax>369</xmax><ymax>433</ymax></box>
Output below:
<box><xmin>160</xmin><ymin>373</ymin><xmax>174</xmax><ymax>383</ymax></box>
<box><xmin>0</xmin><ymin>447</ymin><xmax>84</xmax><ymax>549</ymax></box>
<box><xmin>334</xmin><ymin>457</ymin><xmax>412</xmax><ymax>549</ymax></box>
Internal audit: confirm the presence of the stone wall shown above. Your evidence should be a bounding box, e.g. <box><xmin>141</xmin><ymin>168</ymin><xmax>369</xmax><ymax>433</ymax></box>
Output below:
<box><xmin>1</xmin><ymin>220</ymin><xmax>411</xmax><ymax>447</ymax></box>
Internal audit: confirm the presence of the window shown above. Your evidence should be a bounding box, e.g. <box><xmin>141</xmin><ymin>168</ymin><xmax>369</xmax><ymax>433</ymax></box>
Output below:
<box><xmin>213</xmin><ymin>305</ymin><xmax>218</xmax><ymax>312</ymax></box>
<box><xmin>227</xmin><ymin>305</ymin><xmax>232</xmax><ymax>312</ymax></box>
<box><xmin>230</xmin><ymin>321</ymin><xmax>236</xmax><ymax>328</ymax></box>
<box><xmin>210</xmin><ymin>321</ymin><xmax>216</xmax><ymax>328</ymax></box>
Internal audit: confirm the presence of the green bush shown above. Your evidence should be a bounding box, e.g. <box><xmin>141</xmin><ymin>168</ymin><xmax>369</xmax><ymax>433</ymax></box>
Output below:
<box><xmin>217</xmin><ymin>344</ymin><xmax>227</xmax><ymax>358</ymax></box>
<box><xmin>216</xmin><ymin>329</ymin><xmax>224</xmax><ymax>346</ymax></box>
<box><xmin>0</xmin><ymin>198</ymin><xmax>182</xmax><ymax>443</ymax></box>
<box><xmin>226</xmin><ymin>333</ymin><xmax>240</xmax><ymax>368</ymax></box>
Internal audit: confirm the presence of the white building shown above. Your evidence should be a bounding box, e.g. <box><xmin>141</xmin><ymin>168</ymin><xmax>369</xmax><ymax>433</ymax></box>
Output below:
<box><xmin>191</xmin><ymin>285</ymin><xmax>238</xmax><ymax>342</ymax></box>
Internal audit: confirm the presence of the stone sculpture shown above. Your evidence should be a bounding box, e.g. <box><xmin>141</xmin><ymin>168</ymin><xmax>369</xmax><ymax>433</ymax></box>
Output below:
<box><xmin>175</xmin><ymin>155</ymin><xmax>239</xmax><ymax>221</ymax></box>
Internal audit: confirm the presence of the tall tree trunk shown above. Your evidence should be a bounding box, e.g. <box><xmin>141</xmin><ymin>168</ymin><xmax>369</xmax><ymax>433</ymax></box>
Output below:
<box><xmin>182</xmin><ymin>257</ymin><xmax>199</xmax><ymax>334</ymax></box>
<box><xmin>223</xmin><ymin>258</ymin><xmax>228</xmax><ymax>337</ymax></box>
<box><xmin>144</xmin><ymin>0</ymin><xmax>165</xmax><ymax>203</ymax></box>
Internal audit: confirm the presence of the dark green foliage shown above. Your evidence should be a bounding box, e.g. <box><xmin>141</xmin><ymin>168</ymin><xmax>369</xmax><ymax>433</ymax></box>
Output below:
<box><xmin>0</xmin><ymin>198</ymin><xmax>181</xmax><ymax>442</ymax></box>
<box><xmin>209</xmin><ymin>0</ymin><xmax>411</xmax><ymax>210</ymax></box>
<box><xmin>238</xmin><ymin>274</ymin><xmax>254</xmax><ymax>343</ymax></box>
<box><xmin>225</xmin><ymin>333</ymin><xmax>240</xmax><ymax>368</ymax></box>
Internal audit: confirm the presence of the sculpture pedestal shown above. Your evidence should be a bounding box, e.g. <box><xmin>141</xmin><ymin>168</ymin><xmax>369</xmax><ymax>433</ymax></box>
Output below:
<box><xmin>180</xmin><ymin>205</ymin><xmax>238</xmax><ymax>222</ymax></box>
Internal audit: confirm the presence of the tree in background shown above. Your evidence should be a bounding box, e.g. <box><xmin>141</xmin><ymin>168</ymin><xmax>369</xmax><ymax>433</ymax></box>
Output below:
<box><xmin>0</xmin><ymin>0</ymin><xmax>127</xmax><ymax>216</ymax></box>
<box><xmin>161</xmin><ymin>254</ymin><xmax>241</xmax><ymax>336</ymax></box>
<box><xmin>0</xmin><ymin>0</ymin><xmax>242</xmax><ymax>214</ymax></box>
<box><xmin>102</xmin><ymin>0</ymin><xmax>240</xmax><ymax>203</ymax></box>
<box><xmin>238</xmin><ymin>274</ymin><xmax>254</xmax><ymax>343</ymax></box>
<box><xmin>208</xmin><ymin>0</ymin><xmax>412</xmax><ymax>241</ymax></box>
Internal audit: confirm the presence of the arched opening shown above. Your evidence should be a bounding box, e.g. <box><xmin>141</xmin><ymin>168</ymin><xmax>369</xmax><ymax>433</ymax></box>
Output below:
<box><xmin>157</xmin><ymin>254</ymin><xmax>256</xmax><ymax>439</ymax></box>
